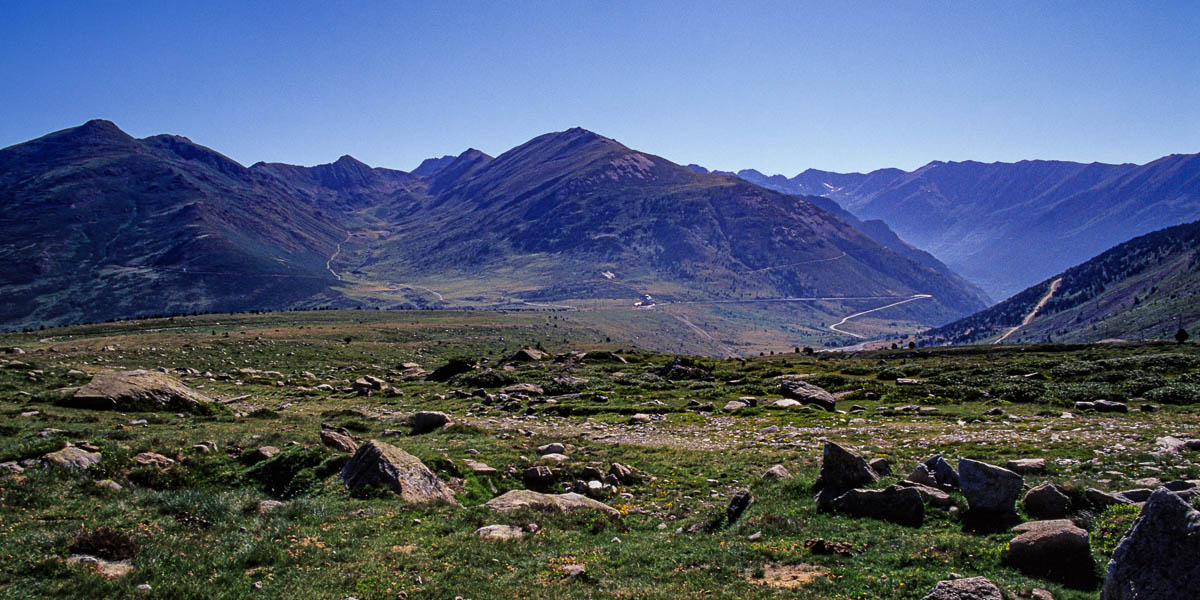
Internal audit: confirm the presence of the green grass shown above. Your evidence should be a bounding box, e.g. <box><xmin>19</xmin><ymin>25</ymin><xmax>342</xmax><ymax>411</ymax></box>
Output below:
<box><xmin>1</xmin><ymin>310</ymin><xmax>1198</xmax><ymax>598</ymax></box>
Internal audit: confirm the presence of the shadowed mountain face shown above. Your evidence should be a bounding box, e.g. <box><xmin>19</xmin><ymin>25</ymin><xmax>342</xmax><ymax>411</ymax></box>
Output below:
<box><xmin>0</xmin><ymin>121</ymin><xmax>989</xmax><ymax>335</ymax></box>
<box><xmin>924</xmin><ymin>220</ymin><xmax>1200</xmax><ymax>345</ymax></box>
<box><xmin>738</xmin><ymin>156</ymin><xmax>1200</xmax><ymax>301</ymax></box>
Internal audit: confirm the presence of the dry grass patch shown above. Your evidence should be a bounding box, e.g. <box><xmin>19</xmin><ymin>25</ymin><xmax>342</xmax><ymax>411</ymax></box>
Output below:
<box><xmin>748</xmin><ymin>562</ymin><xmax>829</xmax><ymax>589</ymax></box>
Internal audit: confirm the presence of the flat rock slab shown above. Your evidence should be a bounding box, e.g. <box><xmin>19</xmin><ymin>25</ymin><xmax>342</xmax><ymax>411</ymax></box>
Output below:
<box><xmin>923</xmin><ymin>576</ymin><xmax>1003</xmax><ymax>600</ymax></box>
<box><xmin>68</xmin><ymin>369</ymin><xmax>213</xmax><ymax>413</ymax></box>
<box><xmin>474</xmin><ymin>524</ymin><xmax>525</xmax><ymax>540</ymax></box>
<box><xmin>44</xmin><ymin>446</ymin><xmax>101</xmax><ymax>470</ymax></box>
<box><xmin>340</xmin><ymin>440</ymin><xmax>458</xmax><ymax>505</ymax></box>
<box><xmin>484</xmin><ymin>490</ymin><xmax>620</xmax><ymax>519</ymax></box>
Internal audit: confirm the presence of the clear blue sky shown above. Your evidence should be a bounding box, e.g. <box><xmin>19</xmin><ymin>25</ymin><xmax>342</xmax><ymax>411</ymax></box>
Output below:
<box><xmin>2</xmin><ymin>1</ymin><xmax>1197</xmax><ymax>174</ymax></box>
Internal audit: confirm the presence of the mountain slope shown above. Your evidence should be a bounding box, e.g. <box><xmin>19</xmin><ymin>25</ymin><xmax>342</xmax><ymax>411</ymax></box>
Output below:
<box><xmin>923</xmin><ymin>220</ymin><xmax>1200</xmax><ymax>345</ymax></box>
<box><xmin>738</xmin><ymin>157</ymin><xmax>1200</xmax><ymax>300</ymax></box>
<box><xmin>0</xmin><ymin>120</ymin><xmax>345</xmax><ymax>329</ymax></box>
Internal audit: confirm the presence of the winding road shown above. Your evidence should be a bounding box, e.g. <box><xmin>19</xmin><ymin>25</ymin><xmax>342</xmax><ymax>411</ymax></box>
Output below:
<box><xmin>994</xmin><ymin>277</ymin><xmax>1062</xmax><ymax>344</ymax></box>
<box><xmin>827</xmin><ymin>294</ymin><xmax>933</xmax><ymax>338</ymax></box>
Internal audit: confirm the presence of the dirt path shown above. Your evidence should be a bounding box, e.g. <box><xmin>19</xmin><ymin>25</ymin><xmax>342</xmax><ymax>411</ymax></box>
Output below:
<box><xmin>670</xmin><ymin>312</ymin><xmax>738</xmax><ymax>358</ymax></box>
<box><xmin>743</xmin><ymin>251</ymin><xmax>847</xmax><ymax>274</ymax></box>
<box><xmin>828</xmin><ymin>294</ymin><xmax>933</xmax><ymax>338</ymax></box>
<box><xmin>994</xmin><ymin>277</ymin><xmax>1063</xmax><ymax>344</ymax></box>
<box><xmin>325</xmin><ymin>232</ymin><xmax>351</xmax><ymax>281</ymax></box>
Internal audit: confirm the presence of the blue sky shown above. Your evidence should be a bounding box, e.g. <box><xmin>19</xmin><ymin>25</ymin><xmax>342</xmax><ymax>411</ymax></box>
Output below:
<box><xmin>2</xmin><ymin>1</ymin><xmax>1197</xmax><ymax>174</ymax></box>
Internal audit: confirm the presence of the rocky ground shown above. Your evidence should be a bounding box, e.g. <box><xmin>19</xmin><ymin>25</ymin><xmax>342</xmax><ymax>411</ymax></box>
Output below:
<box><xmin>0</xmin><ymin>310</ymin><xmax>1198</xmax><ymax>599</ymax></box>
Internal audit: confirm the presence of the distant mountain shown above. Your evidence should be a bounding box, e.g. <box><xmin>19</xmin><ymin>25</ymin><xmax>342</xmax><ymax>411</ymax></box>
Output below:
<box><xmin>737</xmin><ymin>156</ymin><xmax>1200</xmax><ymax>300</ymax></box>
<box><xmin>0</xmin><ymin>121</ymin><xmax>989</xmax><ymax>343</ymax></box>
<box><xmin>923</xmin><ymin>220</ymin><xmax>1200</xmax><ymax>345</ymax></box>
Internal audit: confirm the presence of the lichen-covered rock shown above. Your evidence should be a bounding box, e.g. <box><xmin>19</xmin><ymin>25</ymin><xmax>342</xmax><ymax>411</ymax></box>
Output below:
<box><xmin>320</xmin><ymin>430</ymin><xmax>359</xmax><ymax>453</ymax></box>
<box><xmin>779</xmin><ymin>380</ymin><xmax>835</xmax><ymax>411</ymax></box>
<box><xmin>340</xmin><ymin>441</ymin><xmax>458</xmax><ymax>505</ymax></box>
<box><xmin>958</xmin><ymin>458</ymin><xmax>1023</xmax><ymax>515</ymax></box>
<box><xmin>923</xmin><ymin>576</ymin><xmax>1003</xmax><ymax>600</ymax></box>
<box><xmin>484</xmin><ymin>490</ymin><xmax>619</xmax><ymax>519</ymax></box>
<box><xmin>68</xmin><ymin>370</ymin><xmax>214</xmax><ymax>413</ymax></box>
<box><xmin>832</xmin><ymin>485</ymin><xmax>924</xmax><ymax>527</ymax></box>
<box><xmin>44</xmin><ymin>446</ymin><xmax>101</xmax><ymax>470</ymax></box>
<box><xmin>474</xmin><ymin>524</ymin><xmax>525</xmax><ymax>540</ymax></box>
<box><xmin>1100</xmin><ymin>488</ymin><xmax>1200</xmax><ymax>600</ymax></box>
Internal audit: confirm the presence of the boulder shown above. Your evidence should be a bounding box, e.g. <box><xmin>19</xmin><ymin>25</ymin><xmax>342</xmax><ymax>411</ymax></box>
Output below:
<box><xmin>832</xmin><ymin>485</ymin><xmax>924</xmax><ymax>527</ymax></box>
<box><xmin>778</xmin><ymin>380</ymin><xmax>835</xmax><ymax>411</ymax></box>
<box><xmin>507</xmin><ymin>348</ymin><xmax>548</xmax><ymax>362</ymax></box>
<box><xmin>474</xmin><ymin>524</ymin><xmax>525</xmax><ymax>540</ymax></box>
<box><xmin>502</xmin><ymin>383</ymin><xmax>544</xmax><ymax>396</ymax></box>
<box><xmin>463</xmin><ymin>459</ymin><xmax>498</xmax><ymax>475</ymax></box>
<box><xmin>425</xmin><ymin>359</ymin><xmax>473</xmax><ymax>382</ymax></box>
<box><xmin>771</xmin><ymin>399</ymin><xmax>801</xmax><ymax>408</ymax></box>
<box><xmin>722</xmin><ymin>400</ymin><xmax>748</xmax><ymax>411</ymax></box>
<box><xmin>1006</xmin><ymin>520</ymin><xmax>1096</xmax><ymax>589</ymax></box>
<box><xmin>339</xmin><ymin>441</ymin><xmax>458</xmax><ymax>505</ymax></box>
<box><xmin>484</xmin><ymin>490</ymin><xmax>619</xmax><ymax>519</ymax></box>
<box><xmin>958</xmin><ymin>458</ymin><xmax>1023</xmax><ymax>515</ymax></box>
<box><xmin>411</xmin><ymin>411</ymin><xmax>451</xmax><ymax>434</ymax></box>
<box><xmin>1094</xmin><ymin>400</ymin><xmax>1128</xmax><ymax>413</ymax></box>
<box><xmin>1005</xmin><ymin>458</ymin><xmax>1045</xmax><ymax>475</ymax></box>
<box><xmin>536</xmin><ymin>443</ymin><xmax>566</xmax><ymax>455</ymax></box>
<box><xmin>68</xmin><ymin>370</ymin><xmax>214</xmax><ymax>413</ymax></box>
<box><xmin>815</xmin><ymin>442</ymin><xmax>878</xmax><ymax>507</ymax></box>
<box><xmin>923</xmin><ymin>577</ymin><xmax>1003</xmax><ymax>600</ymax></box>
<box><xmin>44</xmin><ymin>446</ymin><xmax>101</xmax><ymax>470</ymax></box>
<box><xmin>1087</xmin><ymin>488</ymin><xmax>1134</xmax><ymax>510</ymax></box>
<box><xmin>524</xmin><ymin>465</ymin><xmax>555</xmax><ymax>489</ymax></box>
<box><xmin>923</xmin><ymin>455</ymin><xmax>961</xmax><ymax>489</ymax></box>
<box><xmin>1100</xmin><ymin>488</ymin><xmax>1200</xmax><ymax>600</ymax></box>
<box><xmin>628</xmin><ymin>413</ymin><xmax>652</xmax><ymax>425</ymax></box>
<box><xmin>868</xmin><ymin>458</ymin><xmax>892</xmax><ymax>477</ymax></box>
<box><xmin>1024</xmin><ymin>481</ymin><xmax>1072</xmax><ymax>520</ymax></box>
<box><xmin>320</xmin><ymin>430</ymin><xmax>359</xmax><ymax>453</ymax></box>
<box><xmin>762</xmin><ymin>465</ymin><xmax>792</xmax><ymax>480</ymax></box>
<box><xmin>896</xmin><ymin>481</ymin><xmax>953</xmax><ymax>507</ymax></box>
<box><xmin>133</xmin><ymin>452</ymin><xmax>175</xmax><ymax>467</ymax></box>
<box><xmin>727</xmin><ymin>489</ymin><xmax>752</xmax><ymax>525</ymax></box>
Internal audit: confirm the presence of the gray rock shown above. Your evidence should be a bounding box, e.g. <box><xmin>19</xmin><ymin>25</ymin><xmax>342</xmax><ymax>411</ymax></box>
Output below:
<box><xmin>1024</xmin><ymin>481</ymin><xmax>1072</xmax><ymax>519</ymax></box>
<box><xmin>411</xmin><ymin>411</ymin><xmax>451</xmax><ymax>434</ymax></box>
<box><xmin>815</xmin><ymin>442</ymin><xmax>878</xmax><ymax>507</ymax></box>
<box><xmin>762</xmin><ymin>465</ymin><xmax>791</xmax><ymax>479</ymax></box>
<box><xmin>536</xmin><ymin>443</ymin><xmax>565</xmax><ymax>455</ymax></box>
<box><xmin>1101</xmin><ymin>488</ymin><xmax>1200</xmax><ymax>600</ymax></box>
<box><xmin>727</xmin><ymin>489</ymin><xmax>752</xmax><ymax>525</ymax></box>
<box><xmin>44</xmin><ymin>446</ymin><xmax>101</xmax><ymax>470</ymax></box>
<box><xmin>320</xmin><ymin>429</ymin><xmax>359</xmax><ymax>453</ymax></box>
<box><xmin>923</xmin><ymin>455</ymin><xmax>961</xmax><ymax>489</ymax></box>
<box><xmin>896</xmin><ymin>480</ymin><xmax>953</xmax><ymax>507</ymax></box>
<box><xmin>923</xmin><ymin>576</ymin><xmax>1003</xmax><ymax>600</ymax></box>
<box><xmin>722</xmin><ymin>400</ymin><xmax>748</xmax><ymax>411</ymax></box>
<box><xmin>484</xmin><ymin>490</ymin><xmax>619</xmax><ymax>519</ymax></box>
<box><xmin>66</xmin><ymin>369</ymin><xmax>214</xmax><ymax>413</ymax></box>
<box><xmin>1094</xmin><ymin>400</ymin><xmax>1128</xmax><ymax>413</ymax></box>
<box><xmin>958</xmin><ymin>458</ymin><xmax>1023</xmax><ymax>515</ymax></box>
<box><xmin>868</xmin><ymin>457</ymin><xmax>892</xmax><ymax>477</ymax></box>
<box><xmin>778</xmin><ymin>380</ymin><xmax>835</xmax><ymax>411</ymax></box>
<box><xmin>832</xmin><ymin>485</ymin><xmax>924</xmax><ymax>527</ymax></box>
<box><xmin>628</xmin><ymin>413</ymin><xmax>652</xmax><ymax>425</ymax></box>
<box><xmin>339</xmin><ymin>440</ymin><xmax>458</xmax><ymax>505</ymax></box>
<box><xmin>1005</xmin><ymin>458</ymin><xmax>1045</xmax><ymax>475</ymax></box>
<box><xmin>474</xmin><ymin>524</ymin><xmax>525</xmax><ymax>540</ymax></box>
<box><xmin>1006</xmin><ymin>520</ymin><xmax>1096</xmax><ymax>589</ymax></box>
<box><xmin>1087</xmin><ymin>488</ymin><xmax>1134</xmax><ymax>510</ymax></box>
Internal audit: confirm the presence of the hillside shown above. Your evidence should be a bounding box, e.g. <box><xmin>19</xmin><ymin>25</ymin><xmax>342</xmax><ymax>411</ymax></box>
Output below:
<box><xmin>738</xmin><ymin>155</ymin><xmax>1200</xmax><ymax>300</ymax></box>
<box><xmin>924</xmin><ymin>220</ymin><xmax>1200</xmax><ymax>345</ymax></box>
<box><xmin>0</xmin><ymin>121</ymin><xmax>990</xmax><ymax>352</ymax></box>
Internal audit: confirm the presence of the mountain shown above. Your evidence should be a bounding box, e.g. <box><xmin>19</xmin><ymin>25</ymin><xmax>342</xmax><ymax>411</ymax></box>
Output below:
<box><xmin>0</xmin><ymin>121</ymin><xmax>990</xmax><ymax>351</ymax></box>
<box><xmin>737</xmin><ymin>156</ymin><xmax>1200</xmax><ymax>300</ymax></box>
<box><xmin>923</xmin><ymin>220</ymin><xmax>1200</xmax><ymax>345</ymax></box>
<box><xmin>0</xmin><ymin>120</ymin><xmax>349</xmax><ymax>329</ymax></box>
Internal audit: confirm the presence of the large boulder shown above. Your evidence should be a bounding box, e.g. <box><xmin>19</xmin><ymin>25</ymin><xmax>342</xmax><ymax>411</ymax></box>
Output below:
<box><xmin>1024</xmin><ymin>481</ymin><xmax>1072</xmax><ymax>519</ymax></box>
<box><xmin>1100</xmin><ymin>488</ymin><xmax>1200</xmax><ymax>600</ymax></box>
<box><xmin>339</xmin><ymin>441</ymin><xmax>458</xmax><ymax>505</ymax></box>
<box><xmin>922</xmin><ymin>455</ymin><xmax>961</xmax><ymax>489</ymax></box>
<box><xmin>320</xmin><ymin>429</ymin><xmax>359</xmax><ymax>453</ymax></box>
<box><xmin>44</xmin><ymin>446</ymin><xmax>101</xmax><ymax>470</ymax></box>
<box><xmin>1006</xmin><ymin>520</ymin><xmax>1096</xmax><ymax>589</ymax></box>
<box><xmin>779</xmin><ymin>380</ymin><xmax>836</xmax><ymax>411</ymax></box>
<box><xmin>484</xmin><ymin>490</ymin><xmax>620</xmax><ymax>519</ymax></box>
<box><xmin>832</xmin><ymin>485</ymin><xmax>924</xmax><ymax>527</ymax></box>
<box><xmin>67</xmin><ymin>370</ymin><xmax>214</xmax><ymax>413</ymax></box>
<box><xmin>958</xmin><ymin>458</ymin><xmax>1023</xmax><ymax>515</ymax></box>
<box><xmin>815</xmin><ymin>442</ymin><xmax>878</xmax><ymax>507</ymax></box>
<box><xmin>507</xmin><ymin>348</ymin><xmax>548</xmax><ymax>362</ymax></box>
<box><xmin>411</xmin><ymin>411</ymin><xmax>451</xmax><ymax>434</ymax></box>
<box><xmin>923</xmin><ymin>577</ymin><xmax>1003</xmax><ymax>600</ymax></box>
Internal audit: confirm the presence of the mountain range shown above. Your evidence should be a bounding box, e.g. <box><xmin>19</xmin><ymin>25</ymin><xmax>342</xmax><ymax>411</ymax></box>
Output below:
<box><xmin>924</xmin><ymin>219</ymin><xmax>1200</xmax><ymax>345</ymax></box>
<box><xmin>736</xmin><ymin>156</ymin><xmax>1200</xmax><ymax>300</ymax></box>
<box><xmin>0</xmin><ymin>121</ymin><xmax>989</xmax><ymax>344</ymax></box>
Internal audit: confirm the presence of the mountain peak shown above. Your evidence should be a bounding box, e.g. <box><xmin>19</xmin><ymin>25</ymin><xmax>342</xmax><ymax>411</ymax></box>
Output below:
<box><xmin>334</xmin><ymin>154</ymin><xmax>369</xmax><ymax>168</ymax></box>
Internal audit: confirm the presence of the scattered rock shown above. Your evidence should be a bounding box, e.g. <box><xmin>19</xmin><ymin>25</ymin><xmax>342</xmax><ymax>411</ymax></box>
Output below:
<box><xmin>815</xmin><ymin>442</ymin><xmax>877</xmax><ymax>507</ymax></box>
<box><xmin>464</xmin><ymin>459</ymin><xmax>498</xmax><ymax>475</ymax></box>
<box><xmin>1024</xmin><ymin>481</ymin><xmax>1072</xmax><ymax>520</ymax></box>
<box><xmin>484</xmin><ymin>490</ymin><xmax>620</xmax><ymax>519</ymax></box>
<box><xmin>67</xmin><ymin>370</ymin><xmax>214</xmax><ymax>413</ymax></box>
<box><xmin>628</xmin><ymin>413</ymin><xmax>652</xmax><ymax>425</ymax></box>
<box><xmin>1086</xmin><ymin>488</ymin><xmax>1134</xmax><ymax>510</ymax></box>
<box><xmin>94</xmin><ymin>479</ymin><xmax>122</xmax><ymax>491</ymax></box>
<box><xmin>474</xmin><ymin>524</ymin><xmax>525</xmax><ymax>540</ymax></box>
<box><xmin>1</xmin><ymin>461</ymin><xmax>25</xmax><ymax>474</ymax></box>
<box><xmin>832</xmin><ymin>485</ymin><xmax>924</xmax><ymax>527</ymax></box>
<box><xmin>524</xmin><ymin>466</ymin><xmax>555</xmax><ymax>489</ymax></box>
<box><xmin>778</xmin><ymin>380</ymin><xmax>836</xmax><ymax>411</ymax></box>
<box><xmin>922</xmin><ymin>576</ymin><xmax>1003</xmax><ymax>600</ymax></box>
<box><xmin>1006</xmin><ymin>520</ymin><xmax>1096</xmax><ymax>589</ymax></box>
<box><xmin>339</xmin><ymin>441</ymin><xmax>458</xmax><ymax>505</ymax></box>
<box><xmin>727</xmin><ymin>489</ymin><xmax>752</xmax><ymax>525</ymax></box>
<box><xmin>133</xmin><ymin>452</ymin><xmax>175</xmax><ymax>467</ymax></box>
<box><xmin>45</xmin><ymin>446</ymin><xmax>102</xmax><ymax>470</ymax></box>
<box><xmin>771</xmin><ymin>399</ymin><xmax>801</xmax><ymax>408</ymax></box>
<box><xmin>723</xmin><ymin>400</ymin><xmax>748</xmax><ymax>411</ymax></box>
<box><xmin>411</xmin><ymin>411</ymin><xmax>451</xmax><ymax>434</ymax></box>
<box><xmin>561</xmin><ymin>563</ymin><xmax>587</xmax><ymax>578</ymax></box>
<box><xmin>922</xmin><ymin>455</ymin><xmax>961</xmax><ymax>489</ymax></box>
<box><xmin>536</xmin><ymin>443</ymin><xmax>565</xmax><ymax>455</ymax></box>
<box><xmin>868</xmin><ymin>458</ymin><xmax>892</xmax><ymax>477</ymax></box>
<box><xmin>507</xmin><ymin>348</ymin><xmax>548</xmax><ymax>362</ymax></box>
<box><xmin>896</xmin><ymin>481</ymin><xmax>953</xmax><ymax>507</ymax></box>
<box><xmin>1100</xmin><ymin>488</ymin><xmax>1200</xmax><ymax>600</ymax></box>
<box><xmin>762</xmin><ymin>465</ymin><xmax>792</xmax><ymax>479</ymax></box>
<box><xmin>958</xmin><ymin>458</ymin><xmax>1023</xmax><ymax>516</ymax></box>
<box><xmin>1005</xmin><ymin>458</ymin><xmax>1045</xmax><ymax>475</ymax></box>
<box><xmin>65</xmin><ymin>555</ymin><xmax>133</xmax><ymax>578</ymax></box>
<box><xmin>320</xmin><ymin>429</ymin><xmax>360</xmax><ymax>453</ymax></box>
<box><xmin>502</xmin><ymin>383</ymin><xmax>544</xmax><ymax>396</ymax></box>
<box><xmin>257</xmin><ymin>500</ymin><xmax>285</xmax><ymax>514</ymax></box>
